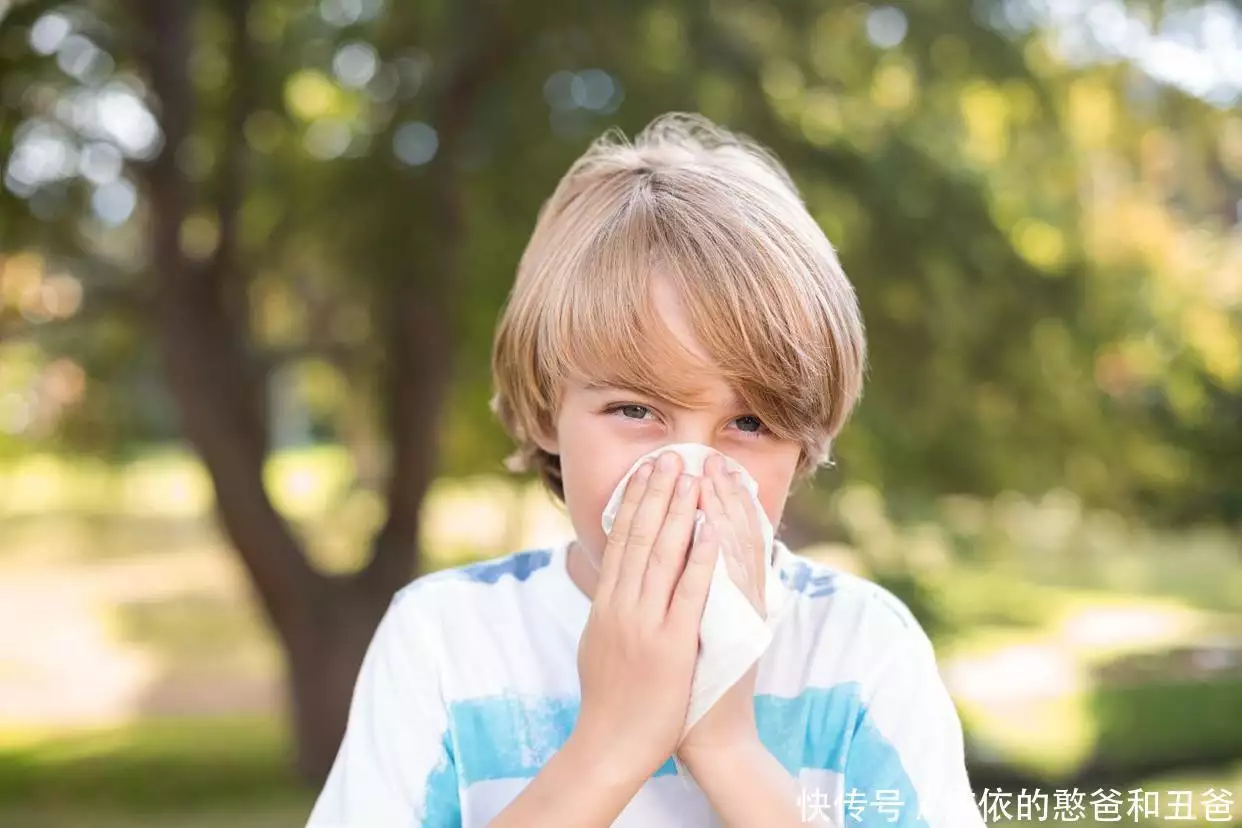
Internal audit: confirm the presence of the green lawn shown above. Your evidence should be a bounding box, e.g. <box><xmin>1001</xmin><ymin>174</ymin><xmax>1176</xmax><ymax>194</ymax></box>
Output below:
<box><xmin>1</xmin><ymin>449</ymin><xmax>1239</xmax><ymax>825</ymax></box>
<box><xmin>0</xmin><ymin>717</ymin><xmax>312</xmax><ymax>828</ymax></box>
<box><xmin>1</xmin><ymin>717</ymin><xmax>1237</xmax><ymax>826</ymax></box>
<box><xmin>0</xmin><ymin>803</ymin><xmax>311</xmax><ymax>828</ymax></box>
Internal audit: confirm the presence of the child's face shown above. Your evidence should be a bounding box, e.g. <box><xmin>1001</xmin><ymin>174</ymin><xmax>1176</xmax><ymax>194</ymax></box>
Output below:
<box><xmin>538</xmin><ymin>278</ymin><xmax>802</xmax><ymax>568</ymax></box>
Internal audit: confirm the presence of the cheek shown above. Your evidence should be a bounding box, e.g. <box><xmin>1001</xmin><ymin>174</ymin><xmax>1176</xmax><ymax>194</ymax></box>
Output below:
<box><xmin>557</xmin><ymin>441</ymin><xmax>639</xmax><ymax>555</ymax></box>
<box><xmin>560</xmin><ymin>442</ymin><xmax>634</xmax><ymax>506</ymax></box>
<box><xmin>756</xmin><ymin>488</ymin><xmax>787</xmax><ymax>530</ymax></box>
<box><xmin>745</xmin><ymin>458</ymin><xmax>798</xmax><ymax>529</ymax></box>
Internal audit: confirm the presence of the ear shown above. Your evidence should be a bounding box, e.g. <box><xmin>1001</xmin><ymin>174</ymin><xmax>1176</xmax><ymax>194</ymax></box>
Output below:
<box><xmin>531</xmin><ymin>418</ymin><xmax>560</xmax><ymax>456</ymax></box>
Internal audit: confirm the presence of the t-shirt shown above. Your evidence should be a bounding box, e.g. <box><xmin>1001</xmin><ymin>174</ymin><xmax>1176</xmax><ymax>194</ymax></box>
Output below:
<box><xmin>307</xmin><ymin>536</ymin><xmax>986</xmax><ymax>827</ymax></box>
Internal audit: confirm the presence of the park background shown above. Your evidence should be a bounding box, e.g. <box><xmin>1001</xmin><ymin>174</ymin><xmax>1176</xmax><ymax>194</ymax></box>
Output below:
<box><xmin>0</xmin><ymin>0</ymin><xmax>1240</xmax><ymax>825</ymax></box>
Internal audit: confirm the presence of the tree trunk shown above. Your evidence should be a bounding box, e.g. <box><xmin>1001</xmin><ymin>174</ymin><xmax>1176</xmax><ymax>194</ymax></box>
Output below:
<box><xmin>284</xmin><ymin>579</ymin><xmax>393</xmax><ymax>782</ymax></box>
<box><xmin>131</xmin><ymin>0</ymin><xmax>513</xmax><ymax>789</ymax></box>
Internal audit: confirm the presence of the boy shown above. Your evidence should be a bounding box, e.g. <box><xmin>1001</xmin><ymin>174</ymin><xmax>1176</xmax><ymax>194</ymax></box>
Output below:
<box><xmin>307</xmin><ymin>112</ymin><xmax>986</xmax><ymax>827</ymax></box>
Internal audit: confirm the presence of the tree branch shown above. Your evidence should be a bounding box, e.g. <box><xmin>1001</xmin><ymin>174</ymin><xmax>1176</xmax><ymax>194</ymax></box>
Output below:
<box><xmin>365</xmin><ymin>8</ymin><xmax>519</xmax><ymax>591</ymax></box>
<box><xmin>132</xmin><ymin>0</ymin><xmax>320</xmax><ymax>633</ymax></box>
<box><xmin>208</xmin><ymin>0</ymin><xmax>254</xmax><ymax>314</ymax></box>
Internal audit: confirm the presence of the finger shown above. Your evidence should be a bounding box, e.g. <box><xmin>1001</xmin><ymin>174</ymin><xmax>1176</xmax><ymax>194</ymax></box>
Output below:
<box><xmin>726</xmin><ymin>469</ymin><xmax>761</xmax><ymax>580</ymax></box>
<box><xmin>731</xmin><ymin>470</ymin><xmax>767</xmax><ymax>613</ymax></box>
<box><xmin>709</xmin><ymin>461</ymin><xmax>757</xmax><ymax>574</ymax></box>
<box><xmin>701</xmin><ymin>475</ymin><xmax>760</xmax><ymax>612</ymax></box>
<box><xmin>638</xmin><ymin>472</ymin><xmax>700</xmax><ymax>616</ymax></box>
<box><xmin>698</xmin><ymin>474</ymin><xmax>734</xmax><ymax>553</ymax></box>
<box><xmin>613</xmin><ymin>451</ymin><xmax>682</xmax><ymax>608</ymax></box>
<box><xmin>596</xmin><ymin>460</ymin><xmax>654</xmax><ymax>602</ymax></box>
<box><xmin>666</xmin><ymin>518</ymin><xmax>718</xmax><ymax>632</ymax></box>
<box><xmin>711</xmin><ymin>459</ymin><xmax>753</xmax><ymax>546</ymax></box>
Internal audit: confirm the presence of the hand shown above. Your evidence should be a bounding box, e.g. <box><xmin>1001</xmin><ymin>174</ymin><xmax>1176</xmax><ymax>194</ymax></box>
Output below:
<box><xmin>677</xmin><ymin>453</ymin><xmax>767</xmax><ymax>765</ymax></box>
<box><xmin>703</xmin><ymin>453</ymin><xmax>766</xmax><ymax>616</ymax></box>
<box><xmin>571</xmin><ymin>450</ymin><xmax>722</xmax><ymax>784</ymax></box>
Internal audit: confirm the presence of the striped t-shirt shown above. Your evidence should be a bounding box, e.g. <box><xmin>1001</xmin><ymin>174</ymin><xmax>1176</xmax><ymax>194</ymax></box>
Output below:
<box><xmin>307</xmin><ymin>536</ymin><xmax>985</xmax><ymax>827</ymax></box>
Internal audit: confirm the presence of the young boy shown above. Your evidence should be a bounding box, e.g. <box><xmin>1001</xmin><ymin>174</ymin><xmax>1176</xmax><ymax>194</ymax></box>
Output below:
<box><xmin>307</xmin><ymin>112</ymin><xmax>985</xmax><ymax>827</ymax></box>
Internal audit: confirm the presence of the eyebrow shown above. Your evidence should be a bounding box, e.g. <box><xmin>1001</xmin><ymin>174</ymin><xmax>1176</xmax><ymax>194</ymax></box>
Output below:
<box><xmin>584</xmin><ymin>381</ymin><xmax>742</xmax><ymax>409</ymax></box>
<box><xmin>583</xmin><ymin>381</ymin><xmax>665</xmax><ymax>399</ymax></box>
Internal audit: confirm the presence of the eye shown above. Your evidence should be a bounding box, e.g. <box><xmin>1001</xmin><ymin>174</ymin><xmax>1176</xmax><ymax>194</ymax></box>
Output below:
<box><xmin>606</xmin><ymin>404</ymin><xmax>656</xmax><ymax>422</ymax></box>
<box><xmin>604</xmin><ymin>404</ymin><xmax>771</xmax><ymax>438</ymax></box>
<box><xmin>734</xmin><ymin>415</ymin><xmax>770</xmax><ymax>438</ymax></box>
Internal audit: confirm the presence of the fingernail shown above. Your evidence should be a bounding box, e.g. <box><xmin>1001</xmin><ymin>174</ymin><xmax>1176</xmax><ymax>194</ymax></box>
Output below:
<box><xmin>658</xmin><ymin>452</ymin><xmax>678</xmax><ymax>472</ymax></box>
<box><xmin>677</xmin><ymin>474</ymin><xmax>695</xmax><ymax>495</ymax></box>
<box><xmin>635</xmin><ymin>462</ymin><xmax>654</xmax><ymax>482</ymax></box>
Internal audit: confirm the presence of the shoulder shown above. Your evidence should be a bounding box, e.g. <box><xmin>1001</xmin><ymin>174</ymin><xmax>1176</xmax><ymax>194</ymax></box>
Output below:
<box><xmin>779</xmin><ymin>548</ymin><xmax>923</xmax><ymax>631</ymax></box>
<box><xmin>381</xmin><ymin>546</ymin><xmax>573</xmax><ymax>699</ymax></box>
<box><xmin>774</xmin><ymin>547</ymin><xmax>936</xmax><ymax>686</ymax></box>
<box><xmin>396</xmin><ymin>544</ymin><xmax>555</xmax><ymax>593</ymax></box>
<box><xmin>387</xmin><ymin>545</ymin><xmax>560</xmax><ymax>626</ymax></box>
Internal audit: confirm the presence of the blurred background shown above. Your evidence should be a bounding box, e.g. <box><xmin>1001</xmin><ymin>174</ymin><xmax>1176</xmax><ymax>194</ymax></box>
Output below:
<box><xmin>0</xmin><ymin>0</ymin><xmax>1239</xmax><ymax>825</ymax></box>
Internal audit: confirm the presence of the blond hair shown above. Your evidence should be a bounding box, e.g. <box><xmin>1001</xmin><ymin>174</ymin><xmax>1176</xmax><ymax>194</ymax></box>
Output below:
<box><xmin>490</xmin><ymin>112</ymin><xmax>867</xmax><ymax>503</ymax></box>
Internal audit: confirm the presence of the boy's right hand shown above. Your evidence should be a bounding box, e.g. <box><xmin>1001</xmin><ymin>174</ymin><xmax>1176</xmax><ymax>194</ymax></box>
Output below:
<box><xmin>569</xmin><ymin>451</ymin><xmax>720</xmax><ymax>784</ymax></box>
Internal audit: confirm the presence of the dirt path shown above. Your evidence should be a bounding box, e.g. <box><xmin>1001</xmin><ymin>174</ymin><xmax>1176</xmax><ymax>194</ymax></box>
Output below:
<box><xmin>0</xmin><ymin>548</ymin><xmax>280</xmax><ymax>729</ymax></box>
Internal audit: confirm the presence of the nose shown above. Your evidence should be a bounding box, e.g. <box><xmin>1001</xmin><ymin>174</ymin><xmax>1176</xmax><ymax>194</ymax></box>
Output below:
<box><xmin>665</xmin><ymin>425</ymin><xmax>721</xmax><ymax>455</ymax></box>
<box><xmin>650</xmin><ymin>438</ymin><xmax>730</xmax><ymax>477</ymax></box>
<box><xmin>662</xmin><ymin>436</ymin><xmax>718</xmax><ymax>459</ymax></box>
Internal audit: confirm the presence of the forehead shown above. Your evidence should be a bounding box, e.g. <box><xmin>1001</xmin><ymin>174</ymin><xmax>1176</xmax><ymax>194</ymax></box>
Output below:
<box><xmin>561</xmin><ymin>269</ymin><xmax>754</xmax><ymax>412</ymax></box>
<box><xmin>579</xmin><ymin>377</ymin><xmax>743</xmax><ymax>410</ymax></box>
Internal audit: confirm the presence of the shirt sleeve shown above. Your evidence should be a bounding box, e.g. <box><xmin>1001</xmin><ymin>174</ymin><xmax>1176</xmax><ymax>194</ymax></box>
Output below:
<box><xmin>842</xmin><ymin>596</ymin><xmax>985</xmax><ymax>828</ymax></box>
<box><xmin>306</xmin><ymin>588</ymin><xmax>461</xmax><ymax>828</ymax></box>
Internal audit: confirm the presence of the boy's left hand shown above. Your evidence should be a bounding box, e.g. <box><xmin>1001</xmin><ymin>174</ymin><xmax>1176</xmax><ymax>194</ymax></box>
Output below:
<box><xmin>676</xmin><ymin>455</ymin><xmax>766</xmax><ymax>763</ymax></box>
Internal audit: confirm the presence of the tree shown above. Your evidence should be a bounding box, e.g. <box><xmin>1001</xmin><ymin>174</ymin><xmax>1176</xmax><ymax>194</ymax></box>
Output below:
<box><xmin>2</xmin><ymin>0</ymin><xmax>1237</xmax><ymax>784</ymax></box>
<box><xmin>2</xmin><ymin>0</ymin><xmax>523</xmax><ymax>780</ymax></box>
<box><xmin>128</xmin><ymin>0</ymin><xmax>527</xmax><ymax>781</ymax></box>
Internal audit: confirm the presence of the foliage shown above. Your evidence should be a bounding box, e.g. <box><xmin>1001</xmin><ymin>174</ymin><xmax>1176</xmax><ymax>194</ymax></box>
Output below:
<box><xmin>1092</xmin><ymin>669</ymin><xmax>1242</xmax><ymax>771</ymax></box>
<box><xmin>0</xmin><ymin>0</ymin><xmax>1236</xmax><ymax>522</ymax></box>
<box><xmin>2</xmin><ymin>0</ymin><xmax>1239</xmax><ymax>788</ymax></box>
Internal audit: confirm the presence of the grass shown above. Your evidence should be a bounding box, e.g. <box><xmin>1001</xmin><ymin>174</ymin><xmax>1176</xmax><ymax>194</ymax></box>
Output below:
<box><xmin>0</xmin><ymin>717</ymin><xmax>313</xmax><ymax>827</ymax></box>
<box><xmin>1</xmin><ymin>717</ymin><xmax>1236</xmax><ymax>826</ymax></box>
<box><xmin>0</xmin><ymin>802</ymin><xmax>311</xmax><ymax>828</ymax></box>
<box><xmin>0</xmin><ymin>717</ymin><xmax>302</xmax><ymax>808</ymax></box>
<box><xmin>2</xmin><ymin>449</ymin><xmax>1239</xmax><ymax>824</ymax></box>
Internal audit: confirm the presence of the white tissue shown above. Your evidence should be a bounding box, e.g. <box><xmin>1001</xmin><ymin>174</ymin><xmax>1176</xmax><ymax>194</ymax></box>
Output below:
<box><xmin>599</xmin><ymin>443</ymin><xmax>786</xmax><ymax>742</ymax></box>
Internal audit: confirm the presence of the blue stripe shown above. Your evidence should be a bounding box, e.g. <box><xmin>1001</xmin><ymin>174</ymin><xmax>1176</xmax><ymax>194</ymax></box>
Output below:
<box><xmin>442</xmin><ymin>684</ymin><xmax>925</xmax><ymax>825</ymax></box>
<box><xmin>450</xmin><ymin>693</ymin><xmax>578</xmax><ymax>783</ymax></box>
<box><xmin>421</xmin><ymin>732</ymin><xmax>461</xmax><ymax>826</ymax></box>
<box><xmin>457</xmin><ymin>549</ymin><xmax>552</xmax><ymax>584</ymax></box>
<box><xmin>780</xmin><ymin>559</ymin><xmax>839</xmax><ymax>598</ymax></box>
<box><xmin>842</xmin><ymin>704</ymin><xmax>928</xmax><ymax>826</ymax></box>
<box><xmin>754</xmin><ymin>684</ymin><xmax>858</xmax><ymax>773</ymax></box>
<box><xmin>758</xmin><ymin>684</ymin><xmax>927</xmax><ymax>827</ymax></box>
<box><xmin>449</xmin><ymin>693</ymin><xmax>676</xmax><ymax>784</ymax></box>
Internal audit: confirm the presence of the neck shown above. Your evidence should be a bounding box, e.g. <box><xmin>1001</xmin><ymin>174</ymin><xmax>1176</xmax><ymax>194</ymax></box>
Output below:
<box><xmin>566</xmin><ymin>539</ymin><xmax>601</xmax><ymax>601</ymax></box>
